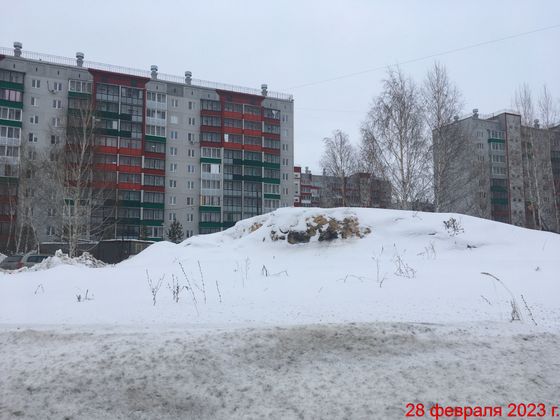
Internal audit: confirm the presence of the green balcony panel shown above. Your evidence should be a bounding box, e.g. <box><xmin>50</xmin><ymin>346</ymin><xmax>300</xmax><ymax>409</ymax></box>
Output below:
<box><xmin>200</xmin><ymin>157</ymin><xmax>222</xmax><ymax>164</ymax></box>
<box><xmin>263</xmin><ymin>162</ymin><xmax>281</xmax><ymax>169</ymax></box>
<box><xmin>68</xmin><ymin>91</ymin><xmax>91</xmax><ymax>99</ymax></box>
<box><xmin>491</xmin><ymin>198</ymin><xmax>509</xmax><ymax>205</ymax></box>
<box><xmin>262</xmin><ymin>178</ymin><xmax>280</xmax><ymax>185</ymax></box>
<box><xmin>243</xmin><ymin>175</ymin><xmax>262</xmax><ymax>182</ymax></box>
<box><xmin>0</xmin><ymin>81</ymin><xmax>24</xmax><ymax>91</ymax></box>
<box><xmin>242</xmin><ymin>159</ymin><xmax>263</xmax><ymax>167</ymax></box>
<box><xmin>0</xmin><ymin>119</ymin><xmax>22</xmax><ymax>128</ymax></box>
<box><xmin>264</xmin><ymin>193</ymin><xmax>281</xmax><ymax>200</ymax></box>
<box><xmin>199</xmin><ymin>206</ymin><xmax>221</xmax><ymax>213</ymax></box>
<box><xmin>96</xmin><ymin>110</ymin><xmax>120</xmax><ymax>120</ymax></box>
<box><xmin>0</xmin><ymin>99</ymin><xmax>23</xmax><ymax>109</ymax></box>
<box><xmin>145</xmin><ymin>135</ymin><xmax>166</xmax><ymax>143</ymax></box>
<box><xmin>119</xmin><ymin>200</ymin><xmax>141</xmax><ymax>208</ymax></box>
<box><xmin>140</xmin><ymin>202</ymin><xmax>164</xmax><ymax>209</ymax></box>
<box><xmin>140</xmin><ymin>220</ymin><xmax>164</xmax><ymax>226</ymax></box>
<box><xmin>488</xmin><ymin>138</ymin><xmax>505</xmax><ymax>144</ymax></box>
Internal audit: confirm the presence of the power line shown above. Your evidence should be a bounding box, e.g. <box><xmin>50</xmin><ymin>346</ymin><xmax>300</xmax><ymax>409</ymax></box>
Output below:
<box><xmin>285</xmin><ymin>23</ymin><xmax>560</xmax><ymax>90</ymax></box>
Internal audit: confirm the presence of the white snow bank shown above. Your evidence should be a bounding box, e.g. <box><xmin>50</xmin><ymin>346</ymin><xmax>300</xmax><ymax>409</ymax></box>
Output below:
<box><xmin>0</xmin><ymin>207</ymin><xmax>559</xmax><ymax>329</ymax></box>
<box><xmin>1</xmin><ymin>322</ymin><xmax>558</xmax><ymax>419</ymax></box>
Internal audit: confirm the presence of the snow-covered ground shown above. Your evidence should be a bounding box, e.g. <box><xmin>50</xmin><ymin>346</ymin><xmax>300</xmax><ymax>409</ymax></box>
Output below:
<box><xmin>1</xmin><ymin>208</ymin><xmax>559</xmax><ymax>419</ymax></box>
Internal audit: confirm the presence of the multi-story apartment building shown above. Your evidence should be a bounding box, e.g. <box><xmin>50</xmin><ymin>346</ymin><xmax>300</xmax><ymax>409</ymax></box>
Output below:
<box><xmin>293</xmin><ymin>166</ymin><xmax>391</xmax><ymax>209</ymax></box>
<box><xmin>0</xmin><ymin>43</ymin><xmax>294</xmax><ymax>252</ymax></box>
<box><xmin>435</xmin><ymin>109</ymin><xmax>560</xmax><ymax>232</ymax></box>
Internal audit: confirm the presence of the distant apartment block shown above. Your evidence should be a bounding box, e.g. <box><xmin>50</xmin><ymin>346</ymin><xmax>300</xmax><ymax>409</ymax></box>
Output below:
<box><xmin>293</xmin><ymin>166</ymin><xmax>391</xmax><ymax>209</ymax></box>
<box><xmin>435</xmin><ymin>109</ymin><xmax>560</xmax><ymax>232</ymax></box>
<box><xmin>0</xmin><ymin>42</ymin><xmax>294</xmax><ymax>252</ymax></box>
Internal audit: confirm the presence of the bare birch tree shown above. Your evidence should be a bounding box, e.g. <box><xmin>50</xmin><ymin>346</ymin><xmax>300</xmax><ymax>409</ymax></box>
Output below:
<box><xmin>513</xmin><ymin>83</ymin><xmax>535</xmax><ymax>126</ymax></box>
<box><xmin>421</xmin><ymin>62</ymin><xmax>467</xmax><ymax>212</ymax></box>
<box><xmin>320</xmin><ymin>130</ymin><xmax>357</xmax><ymax>207</ymax></box>
<box><xmin>537</xmin><ymin>84</ymin><xmax>558</xmax><ymax>129</ymax></box>
<box><xmin>361</xmin><ymin>67</ymin><xmax>431</xmax><ymax>210</ymax></box>
<box><xmin>35</xmin><ymin>97</ymin><xmax>115</xmax><ymax>257</ymax></box>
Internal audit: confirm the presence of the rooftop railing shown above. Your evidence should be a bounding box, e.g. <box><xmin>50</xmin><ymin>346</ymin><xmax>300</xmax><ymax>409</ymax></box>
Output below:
<box><xmin>0</xmin><ymin>46</ymin><xmax>293</xmax><ymax>102</ymax></box>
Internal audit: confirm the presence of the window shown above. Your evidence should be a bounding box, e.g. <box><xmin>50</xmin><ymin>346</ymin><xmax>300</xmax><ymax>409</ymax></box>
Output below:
<box><xmin>200</xmin><ymin>195</ymin><xmax>220</xmax><ymax>206</ymax></box>
<box><xmin>50</xmin><ymin>135</ymin><xmax>60</xmax><ymax>145</ymax></box>
<box><xmin>245</xmin><ymin>151</ymin><xmax>261</xmax><ymax>161</ymax></box>
<box><xmin>143</xmin><ymin>209</ymin><xmax>164</xmax><ymax>220</ymax></box>
<box><xmin>201</xmin><ymin>147</ymin><xmax>221</xmax><ymax>158</ymax></box>
<box><xmin>186</xmin><ymin>213</ymin><xmax>194</xmax><ymax>222</ymax></box>
<box><xmin>46</xmin><ymin>226</ymin><xmax>55</xmax><ymax>236</ymax></box>
<box><xmin>187</xmin><ymin>164</ymin><xmax>196</xmax><ymax>173</ymax></box>
<box><xmin>68</xmin><ymin>80</ymin><xmax>92</xmax><ymax>94</ymax></box>
<box><xmin>169</xmin><ymin>163</ymin><xmax>178</xmax><ymax>172</ymax></box>
<box><xmin>169</xmin><ymin>196</ymin><xmax>176</xmax><ymax>205</ymax></box>
<box><xmin>186</xmin><ymin>180</ymin><xmax>195</xmax><ymax>190</ymax></box>
<box><xmin>147</xmin><ymin>92</ymin><xmax>166</xmax><ymax>103</ymax></box>
<box><xmin>187</xmin><ymin>149</ymin><xmax>195</xmax><ymax>157</ymax></box>
<box><xmin>53</xmin><ymin>82</ymin><xmax>63</xmax><ymax>91</ymax></box>
<box><xmin>28</xmin><ymin>133</ymin><xmax>38</xmax><ymax>142</ymax></box>
<box><xmin>29</xmin><ymin>115</ymin><xmax>39</xmax><ymax>124</ymax></box>
<box><xmin>144</xmin><ymin>158</ymin><xmax>165</xmax><ymax>170</ymax></box>
<box><xmin>144</xmin><ymin>191</ymin><xmax>164</xmax><ymax>204</ymax></box>
<box><xmin>119</xmin><ymin>155</ymin><xmax>141</xmax><ymax>167</ymax></box>
<box><xmin>31</xmin><ymin>79</ymin><xmax>40</xmax><ymax>88</ymax></box>
<box><xmin>145</xmin><ymin>141</ymin><xmax>165</xmax><ymax>153</ymax></box>
<box><xmin>169</xmin><ymin>179</ymin><xmax>177</xmax><ymax>188</ymax></box>
<box><xmin>492</xmin><ymin>155</ymin><xmax>506</xmax><ymax>163</ymax></box>
<box><xmin>170</xmin><ymin>130</ymin><xmax>178</xmax><ymax>140</ymax></box>
<box><xmin>187</xmin><ymin>133</ymin><xmax>194</xmax><ymax>142</ymax></box>
<box><xmin>118</xmin><ymin>173</ymin><xmax>141</xmax><ymax>184</ymax></box>
<box><xmin>169</xmin><ymin>146</ymin><xmax>178</xmax><ymax>156</ymax></box>
<box><xmin>201</xmin><ymin>179</ymin><xmax>221</xmax><ymax>189</ymax></box>
<box><xmin>201</xmin><ymin>163</ymin><xmax>221</xmax><ymax>174</ymax></box>
<box><xmin>146</xmin><ymin>125</ymin><xmax>166</xmax><ymax>137</ymax></box>
<box><xmin>224</xmin><ymin>118</ymin><xmax>242</xmax><ymax>128</ymax></box>
<box><xmin>118</xmin><ymin>190</ymin><xmax>141</xmax><ymax>202</ymax></box>
<box><xmin>0</xmin><ymin>89</ymin><xmax>22</xmax><ymax>102</ymax></box>
<box><xmin>201</xmin><ymin>132</ymin><xmax>220</xmax><ymax>143</ymax></box>
<box><xmin>170</xmin><ymin>98</ymin><xmax>179</xmax><ymax>107</ymax></box>
<box><xmin>52</xmin><ymin>99</ymin><xmax>62</xmax><ymax>109</ymax></box>
<box><xmin>224</xmin><ymin>102</ymin><xmax>243</xmax><ymax>113</ymax></box>
<box><xmin>144</xmin><ymin>175</ymin><xmax>165</xmax><ymax>186</ymax></box>
<box><xmin>0</xmin><ymin>107</ymin><xmax>22</xmax><ymax>121</ymax></box>
<box><xmin>244</xmin><ymin>105</ymin><xmax>261</xmax><ymax>116</ymax></box>
<box><xmin>201</xmin><ymin>116</ymin><xmax>219</xmax><ymax>126</ymax></box>
<box><xmin>47</xmin><ymin>208</ymin><xmax>56</xmax><ymax>217</ymax></box>
<box><xmin>264</xmin><ymin>108</ymin><xmax>280</xmax><ymax>119</ymax></box>
<box><xmin>51</xmin><ymin>117</ymin><xmax>61</xmax><ymax>127</ymax></box>
<box><xmin>201</xmin><ymin>100</ymin><xmax>221</xmax><ymax>111</ymax></box>
<box><xmin>188</xmin><ymin>101</ymin><xmax>193</xmax><ymax>110</ymax></box>
<box><xmin>170</xmin><ymin>115</ymin><xmax>178</xmax><ymax>124</ymax></box>
<box><xmin>186</xmin><ymin>197</ymin><xmax>194</xmax><ymax>205</ymax></box>
<box><xmin>168</xmin><ymin>212</ymin><xmax>176</xmax><ymax>221</ymax></box>
<box><xmin>244</xmin><ymin>120</ymin><xmax>262</xmax><ymax>131</ymax></box>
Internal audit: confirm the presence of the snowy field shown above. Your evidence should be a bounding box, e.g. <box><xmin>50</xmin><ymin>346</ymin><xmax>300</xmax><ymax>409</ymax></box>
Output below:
<box><xmin>1</xmin><ymin>208</ymin><xmax>559</xmax><ymax>419</ymax></box>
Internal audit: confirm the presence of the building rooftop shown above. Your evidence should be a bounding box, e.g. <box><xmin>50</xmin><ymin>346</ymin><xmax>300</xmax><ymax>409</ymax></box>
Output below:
<box><xmin>0</xmin><ymin>44</ymin><xmax>293</xmax><ymax>102</ymax></box>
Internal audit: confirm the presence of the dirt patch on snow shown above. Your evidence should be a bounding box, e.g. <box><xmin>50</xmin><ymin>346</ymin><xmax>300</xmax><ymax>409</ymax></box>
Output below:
<box><xmin>270</xmin><ymin>215</ymin><xmax>371</xmax><ymax>244</ymax></box>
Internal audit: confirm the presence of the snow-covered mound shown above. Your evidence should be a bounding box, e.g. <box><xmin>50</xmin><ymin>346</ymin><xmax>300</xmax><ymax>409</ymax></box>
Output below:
<box><xmin>1</xmin><ymin>207</ymin><xmax>559</xmax><ymax>329</ymax></box>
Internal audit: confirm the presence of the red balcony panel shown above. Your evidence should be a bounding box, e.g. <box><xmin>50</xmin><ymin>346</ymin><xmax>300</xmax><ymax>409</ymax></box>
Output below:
<box><xmin>262</xmin><ymin>147</ymin><xmax>280</xmax><ymax>156</ymax></box>
<box><xmin>95</xmin><ymin>163</ymin><xmax>117</xmax><ymax>172</ymax></box>
<box><xmin>223</xmin><ymin>142</ymin><xmax>243</xmax><ymax>151</ymax></box>
<box><xmin>96</xmin><ymin>146</ymin><xmax>118</xmax><ymax>154</ymax></box>
<box><xmin>223</xmin><ymin>126</ymin><xmax>243</xmax><ymax>135</ymax></box>
<box><xmin>200</xmin><ymin>125</ymin><xmax>222</xmax><ymax>133</ymax></box>
<box><xmin>223</xmin><ymin>111</ymin><xmax>243</xmax><ymax>120</ymax></box>
<box><xmin>118</xmin><ymin>165</ymin><xmax>142</xmax><ymax>174</ymax></box>
<box><xmin>118</xmin><ymin>147</ymin><xmax>143</xmax><ymax>157</ymax></box>
<box><xmin>201</xmin><ymin>109</ymin><xmax>221</xmax><ymax>117</ymax></box>
<box><xmin>243</xmin><ymin>144</ymin><xmax>262</xmax><ymax>152</ymax></box>
<box><xmin>243</xmin><ymin>113</ymin><xmax>262</xmax><ymax>122</ymax></box>
<box><xmin>117</xmin><ymin>183</ymin><xmax>142</xmax><ymax>191</ymax></box>
<box><xmin>142</xmin><ymin>185</ymin><xmax>165</xmax><ymax>192</ymax></box>
<box><xmin>201</xmin><ymin>141</ymin><xmax>223</xmax><ymax>148</ymax></box>
<box><xmin>264</xmin><ymin>118</ymin><xmax>280</xmax><ymax>126</ymax></box>
<box><xmin>265</xmin><ymin>133</ymin><xmax>280</xmax><ymax>141</ymax></box>
<box><xmin>0</xmin><ymin>195</ymin><xmax>17</xmax><ymax>204</ymax></box>
<box><xmin>243</xmin><ymin>129</ymin><xmax>261</xmax><ymax>137</ymax></box>
<box><xmin>144</xmin><ymin>151</ymin><xmax>166</xmax><ymax>160</ymax></box>
<box><xmin>142</xmin><ymin>168</ymin><xmax>165</xmax><ymax>176</ymax></box>
<box><xmin>92</xmin><ymin>181</ymin><xmax>117</xmax><ymax>189</ymax></box>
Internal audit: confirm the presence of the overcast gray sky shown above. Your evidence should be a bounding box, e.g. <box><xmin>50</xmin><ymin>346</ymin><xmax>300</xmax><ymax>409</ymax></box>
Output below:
<box><xmin>2</xmin><ymin>0</ymin><xmax>559</xmax><ymax>172</ymax></box>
